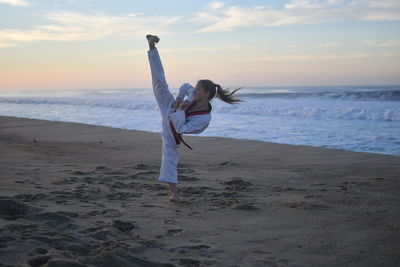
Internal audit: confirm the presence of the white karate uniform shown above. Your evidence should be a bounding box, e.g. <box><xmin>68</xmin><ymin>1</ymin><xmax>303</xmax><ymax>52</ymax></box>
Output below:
<box><xmin>147</xmin><ymin>48</ymin><xmax>212</xmax><ymax>184</ymax></box>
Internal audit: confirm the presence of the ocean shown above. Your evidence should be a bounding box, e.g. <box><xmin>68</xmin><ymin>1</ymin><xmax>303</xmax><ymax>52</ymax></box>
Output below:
<box><xmin>0</xmin><ymin>85</ymin><xmax>399</xmax><ymax>156</ymax></box>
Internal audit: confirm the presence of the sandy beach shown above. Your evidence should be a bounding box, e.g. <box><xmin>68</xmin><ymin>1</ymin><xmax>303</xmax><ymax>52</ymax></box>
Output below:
<box><xmin>0</xmin><ymin>115</ymin><xmax>399</xmax><ymax>267</ymax></box>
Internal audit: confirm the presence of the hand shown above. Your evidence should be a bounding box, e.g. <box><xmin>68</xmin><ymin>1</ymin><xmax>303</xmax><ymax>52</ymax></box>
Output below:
<box><xmin>178</xmin><ymin>100</ymin><xmax>191</xmax><ymax>110</ymax></box>
<box><xmin>171</xmin><ymin>98</ymin><xmax>182</xmax><ymax>109</ymax></box>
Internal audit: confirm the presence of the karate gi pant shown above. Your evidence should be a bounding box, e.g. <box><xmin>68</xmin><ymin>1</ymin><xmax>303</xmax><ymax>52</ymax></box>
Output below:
<box><xmin>148</xmin><ymin>48</ymin><xmax>179</xmax><ymax>184</ymax></box>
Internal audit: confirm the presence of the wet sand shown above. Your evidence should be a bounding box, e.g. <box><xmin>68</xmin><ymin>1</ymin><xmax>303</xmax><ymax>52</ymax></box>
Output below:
<box><xmin>0</xmin><ymin>115</ymin><xmax>399</xmax><ymax>267</ymax></box>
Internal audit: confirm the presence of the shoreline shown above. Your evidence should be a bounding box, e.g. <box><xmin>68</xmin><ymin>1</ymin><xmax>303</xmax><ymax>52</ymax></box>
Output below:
<box><xmin>1</xmin><ymin>115</ymin><xmax>399</xmax><ymax>266</ymax></box>
<box><xmin>1</xmin><ymin>115</ymin><xmax>398</xmax><ymax>158</ymax></box>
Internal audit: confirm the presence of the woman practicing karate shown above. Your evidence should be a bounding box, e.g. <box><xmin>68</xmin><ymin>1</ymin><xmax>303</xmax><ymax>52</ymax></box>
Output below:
<box><xmin>146</xmin><ymin>34</ymin><xmax>242</xmax><ymax>202</ymax></box>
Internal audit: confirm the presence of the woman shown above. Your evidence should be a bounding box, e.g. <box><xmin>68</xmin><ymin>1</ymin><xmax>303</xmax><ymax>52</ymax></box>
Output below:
<box><xmin>146</xmin><ymin>34</ymin><xmax>242</xmax><ymax>202</ymax></box>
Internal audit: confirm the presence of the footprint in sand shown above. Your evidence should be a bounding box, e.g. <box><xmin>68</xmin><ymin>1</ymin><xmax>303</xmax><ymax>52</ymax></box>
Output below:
<box><xmin>370</xmin><ymin>177</ymin><xmax>385</xmax><ymax>181</ymax></box>
<box><xmin>29</xmin><ymin>247</ymin><xmax>48</xmax><ymax>256</ymax></box>
<box><xmin>110</xmin><ymin>181</ymin><xmax>127</xmax><ymax>188</ymax></box>
<box><xmin>52</xmin><ymin>177</ymin><xmax>79</xmax><ymax>185</ymax></box>
<box><xmin>218</xmin><ymin>161</ymin><xmax>237</xmax><ymax>166</ymax></box>
<box><xmin>104</xmin><ymin>170</ymin><xmax>128</xmax><ymax>175</ymax></box>
<box><xmin>209</xmin><ymin>191</ymin><xmax>239</xmax><ymax>198</ymax></box>
<box><xmin>164</xmin><ymin>219</ymin><xmax>178</xmax><ymax>225</ymax></box>
<box><xmin>135</xmin><ymin>171</ymin><xmax>158</xmax><ymax>178</ymax></box>
<box><xmin>72</xmin><ymin>170</ymin><xmax>94</xmax><ymax>176</ymax></box>
<box><xmin>166</xmin><ymin>229</ymin><xmax>183</xmax><ymax>236</ymax></box>
<box><xmin>304</xmin><ymin>194</ymin><xmax>323</xmax><ymax>199</ymax></box>
<box><xmin>0</xmin><ymin>235</ymin><xmax>16</xmax><ymax>249</ymax></box>
<box><xmin>88</xmin><ymin>220</ymin><xmax>135</xmax><ymax>242</ymax></box>
<box><xmin>180</xmin><ymin>186</ymin><xmax>211</xmax><ymax>197</ymax></box>
<box><xmin>188</xmin><ymin>211</ymin><xmax>200</xmax><ymax>216</ymax></box>
<box><xmin>208</xmin><ymin>198</ymin><xmax>239</xmax><ymax>208</ymax></box>
<box><xmin>284</xmin><ymin>201</ymin><xmax>330</xmax><ymax>210</ymax></box>
<box><xmin>35</xmin><ymin>258</ymin><xmax>86</xmax><ymax>267</ymax></box>
<box><xmin>178</xmin><ymin>167</ymin><xmax>195</xmax><ymax>174</ymax></box>
<box><xmin>354</xmin><ymin>181</ymin><xmax>372</xmax><ymax>187</ymax></box>
<box><xmin>290</xmin><ymin>168</ymin><xmax>311</xmax><ymax>172</ymax></box>
<box><xmin>168</xmin><ymin>244</ymin><xmax>210</xmax><ymax>253</ymax></box>
<box><xmin>232</xmin><ymin>203</ymin><xmax>258</xmax><ymax>211</ymax></box>
<box><xmin>177</xmin><ymin>258</ymin><xmax>201</xmax><ymax>266</ymax></box>
<box><xmin>141</xmin><ymin>204</ymin><xmax>159</xmax><ymax>207</ymax></box>
<box><xmin>271</xmin><ymin>186</ymin><xmax>306</xmax><ymax>192</ymax></box>
<box><xmin>112</xmin><ymin>220</ymin><xmax>136</xmax><ymax>233</ymax></box>
<box><xmin>14</xmin><ymin>193</ymin><xmax>47</xmax><ymax>202</ymax></box>
<box><xmin>0</xmin><ymin>235</ymin><xmax>16</xmax><ymax>243</ymax></box>
<box><xmin>82</xmin><ymin>176</ymin><xmax>96</xmax><ymax>183</ymax></box>
<box><xmin>222</xmin><ymin>178</ymin><xmax>252</xmax><ymax>186</ymax></box>
<box><xmin>178</xmin><ymin>175</ymin><xmax>198</xmax><ymax>181</ymax></box>
<box><xmin>2</xmin><ymin>223</ymin><xmax>39</xmax><ymax>233</ymax></box>
<box><xmin>108</xmin><ymin>191</ymin><xmax>141</xmax><ymax>200</ymax></box>
<box><xmin>177</xmin><ymin>163</ymin><xmax>192</xmax><ymax>168</ymax></box>
<box><xmin>132</xmin><ymin>163</ymin><xmax>160</xmax><ymax>170</ymax></box>
<box><xmin>0</xmin><ymin>198</ymin><xmax>39</xmax><ymax>220</ymax></box>
<box><xmin>221</xmin><ymin>178</ymin><xmax>253</xmax><ymax>192</ymax></box>
<box><xmin>27</xmin><ymin>211</ymin><xmax>79</xmax><ymax>227</ymax></box>
<box><xmin>58</xmin><ymin>169</ymin><xmax>74</xmax><ymax>173</ymax></box>
<box><xmin>80</xmin><ymin>209</ymin><xmax>122</xmax><ymax>218</ymax></box>
<box><xmin>28</xmin><ymin>255</ymin><xmax>52</xmax><ymax>267</ymax></box>
<box><xmin>94</xmin><ymin>166</ymin><xmax>110</xmax><ymax>171</ymax></box>
<box><xmin>257</xmin><ymin>256</ymin><xmax>291</xmax><ymax>266</ymax></box>
<box><xmin>100</xmin><ymin>209</ymin><xmax>122</xmax><ymax>218</ymax></box>
<box><xmin>133</xmin><ymin>163</ymin><xmax>149</xmax><ymax>169</ymax></box>
<box><xmin>140</xmin><ymin>183</ymin><xmax>165</xmax><ymax>191</ymax></box>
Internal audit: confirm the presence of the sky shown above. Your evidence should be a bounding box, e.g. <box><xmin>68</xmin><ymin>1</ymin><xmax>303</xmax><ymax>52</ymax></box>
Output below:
<box><xmin>0</xmin><ymin>0</ymin><xmax>399</xmax><ymax>90</ymax></box>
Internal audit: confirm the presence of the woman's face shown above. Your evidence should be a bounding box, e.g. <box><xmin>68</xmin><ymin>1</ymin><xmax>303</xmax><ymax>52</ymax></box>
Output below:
<box><xmin>194</xmin><ymin>82</ymin><xmax>209</xmax><ymax>102</ymax></box>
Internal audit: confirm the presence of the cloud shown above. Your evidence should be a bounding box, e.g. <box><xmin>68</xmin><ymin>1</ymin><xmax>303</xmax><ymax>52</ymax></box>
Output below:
<box><xmin>0</xmin><ymin>0</ymin><xmax>29</xmax><ymax>6</ymax></box>
<box><xmin>0</xmin><ymin>42</ymin><xmax>17</xmax><ymax>48</ymax></box>
<box><xmin>160</xmin><ymin>45</ymin><xmax>245</xmax><ymax>53</ymax></box>
<box><xmin>233</xmin><ymin>53</ymin><xmax>372</xmax><ymax>62</ymax></box>
<box><xmin>319</xmin><ymin>42</ymin><xmax>337</xmax><ymax>47</ymax></box>
<box><xmin>192</xmin><ymin>0</ymin><xmax>400</xmax><ymax>32</ymax></box>
<box><xmin>89</xmin><ymin>45</ymin><xmax>246</xmax><ymax>60</ymax></box>
<box><xmin>210</xmin><ymin>1</ymin><xmax>225</xmax><ymax>10</ymax></box>
<box><xmin>0</xmin><ymin>11</ymin><xmax>181</xmax><ymax>46</ymax></box>
<box><xmin>363</xmin><ymin>39</ymin><xmax>400</xmax><ymax>47</ymax></box>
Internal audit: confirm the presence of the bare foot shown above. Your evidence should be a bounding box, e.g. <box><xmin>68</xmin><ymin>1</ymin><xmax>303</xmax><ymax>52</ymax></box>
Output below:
<box><xmin>169</xmin><ymin>194</ymin><xmax>181</xmax><ymax>202</ymax></box>
<box><xmin>167</xmin><ymin>181</ymin><xmax>180</xmax><ymax>202</ymax></box>
<box><xmin>169</xmin><ymin>197</ymin><xmax>181</xmax><ymax>202</ymax></box>
<box><xmin>146</xmin><ymin>34</ymin><xmax>160</xmax><ymax>47</ymax></box>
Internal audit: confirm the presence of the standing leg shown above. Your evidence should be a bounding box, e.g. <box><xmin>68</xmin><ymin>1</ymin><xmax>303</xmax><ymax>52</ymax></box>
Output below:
<box><xmin>168</xmin><ymin>183</ymin><xmax>179</xmax><ymax>202</ymax></box>
<box><xmin>160</xmin><ymin>118</ymin><xmax>180</xmax><ymax>201</ymax></box>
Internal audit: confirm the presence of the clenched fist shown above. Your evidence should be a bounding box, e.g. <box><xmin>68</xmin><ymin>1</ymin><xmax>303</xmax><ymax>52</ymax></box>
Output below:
<box><xmin>171</xmin><ymin>98</ymin><xmax>182</xmax><ymax>109</ymax></box>
<box><xmin>178</xmin><ymin>100</ymin><xmax>191</xmax><ymax>110</ymax></box>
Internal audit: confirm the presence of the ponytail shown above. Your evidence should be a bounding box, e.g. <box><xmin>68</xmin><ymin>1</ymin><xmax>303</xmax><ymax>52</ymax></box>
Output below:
<box><xmin>198</xmin><ymin>79</ymin><xmax>243</xmax><ymax>105</ymax></box>
<box><xmin>214</xmin><ymin>84</ymin><xmax>243</xmax><ymax>104</ymax></box>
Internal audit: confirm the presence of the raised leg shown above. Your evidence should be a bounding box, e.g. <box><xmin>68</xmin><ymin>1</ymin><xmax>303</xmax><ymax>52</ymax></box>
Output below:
<box><xmin>147</xmin><ymin>36</ymin><xmax>175</xmax><ymax>119</ymax></box>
